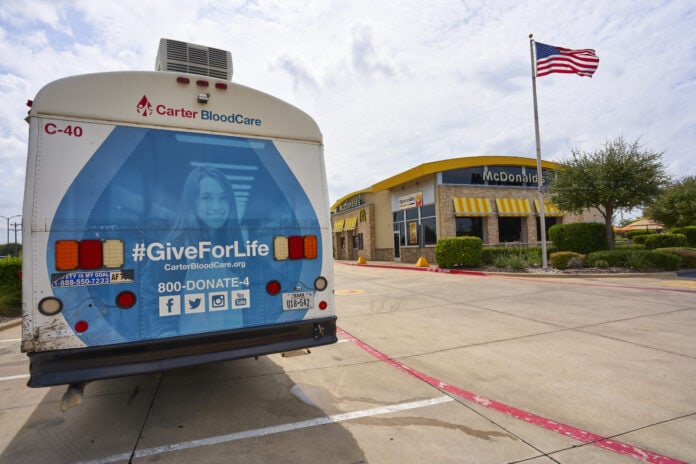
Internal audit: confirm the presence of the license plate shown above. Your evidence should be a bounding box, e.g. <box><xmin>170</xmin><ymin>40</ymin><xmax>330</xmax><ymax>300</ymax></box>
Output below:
<box><xmin>282</xmin><ymin>292</ymin><xmax>314</xmax><ymax>311</ymax></box>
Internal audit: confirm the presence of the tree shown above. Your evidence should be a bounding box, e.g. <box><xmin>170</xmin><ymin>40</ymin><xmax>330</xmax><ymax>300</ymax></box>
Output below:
<box><xmin>0</xmin><ymin>243</ymin><xmax>22</xmax><ymax>257</ymax></box>
<box><xmin>644</xmin><ymin>176</ymin><xmax>696</xmax><ymax>228</ymax></box>
<box><xmin>547</xmin><ymin>137</ymin><xmax>669</xmax><ymax>249</ymax></box>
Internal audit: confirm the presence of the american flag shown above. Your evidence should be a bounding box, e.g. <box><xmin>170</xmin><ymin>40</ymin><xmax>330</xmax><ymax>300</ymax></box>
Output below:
<box><xmin>535</xmin><ymin>42</ymin><xmax>599</xmax><ymax>78</ymax></box>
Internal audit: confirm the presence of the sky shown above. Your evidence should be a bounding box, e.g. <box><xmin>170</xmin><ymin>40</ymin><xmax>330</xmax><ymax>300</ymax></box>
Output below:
<box><xmin>1</xmin><ymin>0</ymin><xmax>695</xmax><ymax>240</ymax></box>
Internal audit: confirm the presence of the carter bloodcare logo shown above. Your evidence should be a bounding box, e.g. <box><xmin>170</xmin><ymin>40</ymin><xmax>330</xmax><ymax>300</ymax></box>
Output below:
<box><xmin>136</xmin><ymin>95</ymin><xmax>153</xmax><ymax>117</ymax></box>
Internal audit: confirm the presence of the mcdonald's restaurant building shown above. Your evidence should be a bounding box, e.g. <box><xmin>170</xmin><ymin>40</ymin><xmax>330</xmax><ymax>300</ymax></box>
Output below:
<box><xmin>330</xmin><ymin>156</ymin><xmax>602</xmax><ymax>263</ymax></box>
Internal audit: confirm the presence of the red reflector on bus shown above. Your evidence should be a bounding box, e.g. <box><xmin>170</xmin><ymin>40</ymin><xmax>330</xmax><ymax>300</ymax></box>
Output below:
<box><xmin>215</xmin><ymin>82</ymin><xmax>228</xmax><ymax>89</ymax></box>
<box><xmin>288</xmin><ymin>236</ymin><xmax>303</xmax><ymax>260</ymax></box>
<box><xmin>116</xmin><ymin>291</ymin><xmax>136</xmax><ymax>309</ymax></box>
<box><xmin>75</xmin><ymin>321</ymin><xmax>89</xmax><ymax>333</ymax></box>
<box><xmin>318</xmin><ymin>301</ymin><xmax>328</xmax><ymax>310</ymax></box>
<box><xmin>266</xmin><ymin>280</ymin><xmax>281</xmax><ymax>295</ymax></box>
<box><xmin>79</xmin><ymin>240</ymin><xmax>103</xmax><ymax>269</ymax></box>
<box><xmin>196</xmin><ymin>79</ymin><xmax>209</xmax><ymax>87</ymax></box>
<box><xmin>177</xmin><ymin>77</ymin><xmax>190</xmax><ymax>84</ymax></box>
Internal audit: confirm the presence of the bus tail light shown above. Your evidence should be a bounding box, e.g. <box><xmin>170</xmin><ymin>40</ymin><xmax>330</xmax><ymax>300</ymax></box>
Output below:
<box><xmin>314</xmin><ymin>276</ymin><xmax>328</xmax><ymax>291</ymax></box>
<box><xmin>303</xmin><ymin>235</ymin><xmax>318</xmax><ymax>259</ymax></box>
<box><xmin>288</xmin><ymin>236</ymin><xmax>303</xmax><ymax>259</ymax></box>
<box><xmin>56</xmin><ymin>240</ymin><xmax>79</xmax><ymax>271</ymax></box>
<box><xmin>38</xmin><ymin>297</ymin><xmax>63</xmax><ymax>316</ymax></box>
<box><xmin>103</xmin><ymin>240</ymin><xmax>125</xmax><ymax>268</ymax></box>
<box><xmin>79</xmin><ymin>240</ymin><xmax>103</xmax><ymax>269</ymax></box>
<box><xmin>273</xmin><ymin>235</ymin><xmax>318</xmax><ymax>261</ymax></box>
<box><xmin>273</xmin><ymin>236</ymin><xmax>289</xmax><ymax>260</ymax></box>
<box><xmin>54</xmin><ymin>239</ymin><xmax>125</xmax><ymax>271</ymax></box>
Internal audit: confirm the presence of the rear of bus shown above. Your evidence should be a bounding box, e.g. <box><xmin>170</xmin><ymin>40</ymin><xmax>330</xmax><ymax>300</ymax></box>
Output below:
<box><xmin>21</xmin><ymin>40</ymin><xmax>336</xmax><ymax>388</ymax></box>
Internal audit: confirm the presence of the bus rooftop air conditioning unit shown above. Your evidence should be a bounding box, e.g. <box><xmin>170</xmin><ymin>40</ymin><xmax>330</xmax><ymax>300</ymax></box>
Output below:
<box><xmin>155</xmin><ymin>38</ymin><xmax>232</xmax><ymax>80</ymax></box>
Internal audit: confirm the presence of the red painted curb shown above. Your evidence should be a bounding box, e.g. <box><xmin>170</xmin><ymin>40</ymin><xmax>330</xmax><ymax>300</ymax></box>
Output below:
<box><xmin>338</xmin><ymin>327</ymin><xmax>687</xmax><ymax>464</ymax></box>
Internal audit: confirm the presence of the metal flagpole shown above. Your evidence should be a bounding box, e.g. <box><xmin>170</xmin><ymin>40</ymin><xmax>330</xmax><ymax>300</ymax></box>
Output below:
<box><xmin>529</xmin><ymin>34</ymin><xmax>549</xmax><ymax>270</ymax></box>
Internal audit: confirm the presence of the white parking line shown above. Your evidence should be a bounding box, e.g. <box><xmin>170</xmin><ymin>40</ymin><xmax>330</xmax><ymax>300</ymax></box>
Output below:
<box><xmin>75</xmin><ymin>396</ymin><xmax>454</xmax><ymax>464</ymax></box>
<box><xmin>0</xmin><ymin>338</ymin><xmax>21</xmax><ymax>343</ymax></box>
<box><xmin>0</xmin><ymin>374</ymin><xmax>29</xmax><ymax>382</ymax></box>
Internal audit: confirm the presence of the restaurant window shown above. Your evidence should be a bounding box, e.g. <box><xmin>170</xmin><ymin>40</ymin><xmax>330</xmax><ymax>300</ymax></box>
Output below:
<box><xmin>421</xmin><ymin>204</ymin><xmax>437</xmax><ymax>245</ymax></box>
<box><xmin>393</xmin><ymin>204</ymin><xmax>436</xmax><ymax>247</ymax></box>
<box><xmin>352</xmin><ymin>233</ymin><xmax>364</xmax><ymax>250</ymax></box>
<box><xmin>455</xmin><ymin>217</ymin><xmax>483</xmax><ymax>239</ymax></box>
<box><xmin>498</xmin><ymin>217</ymin><xmax>522</xmax><ymax>242</ymax></box>
<box><xmin>441</xmin><ymin>167</ymin><xmax>486</xmax><ymax>185</ymax></box>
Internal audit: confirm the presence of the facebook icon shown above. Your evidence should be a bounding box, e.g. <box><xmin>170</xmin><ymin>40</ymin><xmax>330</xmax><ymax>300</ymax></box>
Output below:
<box><xmin>159</xmin><ymin>295</ymin><xmax>181</xmax><ymax>316</ymax></box>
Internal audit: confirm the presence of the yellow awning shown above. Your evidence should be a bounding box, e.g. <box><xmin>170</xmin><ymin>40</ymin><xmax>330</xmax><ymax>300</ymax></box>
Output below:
<box><xmin>344</xmin><ymin>216</ymin><xmax>358</xmax><ymax>231</ymax></box>
<box><xmin>452</xmin><ymin>197</ymin><xmax>494</xmax><ymax>216</ymax></box>
<box><xmin>333</xmin><ymin>219</ymin><xmax>345</xmax><ymax>232</ymax></box>
<box><xmin>495</xmin><ymin>198</ymin><xmax>532</xmax><ymax>216</ymax></box>
<box><xmin>534</xmin><ymin>199</ymin><xmax>564</xmax><ymax>216</ymax></box>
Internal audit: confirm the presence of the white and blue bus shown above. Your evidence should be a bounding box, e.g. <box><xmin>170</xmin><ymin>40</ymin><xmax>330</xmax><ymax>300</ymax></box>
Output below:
<box><xmin>21</xmin><ymin>39</ymin><xmax>336</xmax><ymax>389</ymax></box>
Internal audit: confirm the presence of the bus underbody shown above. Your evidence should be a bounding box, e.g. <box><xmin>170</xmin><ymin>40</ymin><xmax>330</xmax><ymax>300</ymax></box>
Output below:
<box><xmin>27</xmin><ymin>317</ymin><xmax>336</xmax><ymax>388</ymax></box>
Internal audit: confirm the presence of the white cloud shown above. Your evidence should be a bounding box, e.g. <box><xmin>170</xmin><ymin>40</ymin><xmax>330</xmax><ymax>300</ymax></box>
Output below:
<box><xmin>0</xmin><ymin>0</ymin><xmax>694</xmax><ymax>226</ymax></box>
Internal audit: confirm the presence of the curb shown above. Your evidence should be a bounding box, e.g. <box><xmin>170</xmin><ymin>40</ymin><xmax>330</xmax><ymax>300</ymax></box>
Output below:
<box><xmin>337</xmin><ymin>261</ymin><xmax>678</xmax><ymax>279</ymax></box>
<box><xmin>0</xmin><ymin>318</ymin><xmax>21</xmax><ymax>331</ymax></box>
<box><xmin>340</xmin><ymin>261</ymin><xmax>487</xmax><ymax>276</ymax></box>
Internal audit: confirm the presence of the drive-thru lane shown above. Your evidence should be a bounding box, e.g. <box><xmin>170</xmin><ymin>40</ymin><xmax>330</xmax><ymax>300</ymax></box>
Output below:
<box><xmin>0</xmin><ymin>264</ymin><xmax>694</xmax><ymax>463</ymax></box>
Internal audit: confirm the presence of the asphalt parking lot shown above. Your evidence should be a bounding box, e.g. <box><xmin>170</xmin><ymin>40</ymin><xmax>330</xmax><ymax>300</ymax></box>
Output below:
<box><xmin>0</xmin><ymin>263</ymin><xmax>694</xmax><ymax>463</ymax></box>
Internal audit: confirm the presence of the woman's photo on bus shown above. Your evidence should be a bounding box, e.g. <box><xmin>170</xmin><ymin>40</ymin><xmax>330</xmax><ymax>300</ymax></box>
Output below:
<box><xmin>143</xmin><ymin>165</ymin><xmax>241</xmax><ymax>338</ymax></box>
<box><xmin>166</xmin><ymin>166</ymin><xmax>238</xmax><ymax>244</ymax></box>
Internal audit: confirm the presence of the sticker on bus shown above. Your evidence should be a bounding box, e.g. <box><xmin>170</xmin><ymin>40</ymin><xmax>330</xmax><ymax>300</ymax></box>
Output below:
<box><xmin>51</xmin><ymin>270</ymin><xmax>135</xmax><ymax>288</ymax></box>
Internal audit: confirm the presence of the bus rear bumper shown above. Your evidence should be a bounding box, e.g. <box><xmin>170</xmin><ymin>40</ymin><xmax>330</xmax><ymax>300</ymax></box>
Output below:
<box><xmin>27</xmin><ymin>317</ymin><xmax>337</xmax><ymax>387</ymax></box>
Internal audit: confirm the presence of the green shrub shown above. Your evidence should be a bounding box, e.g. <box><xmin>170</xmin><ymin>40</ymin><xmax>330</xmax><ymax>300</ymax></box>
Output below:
<box><xmin>656</xmin><ymin>248</ymin><xmax>696</xmax><ymax>269</ymax></box>
<box><xmin>670</xmin><ymin>226</ymin><xmax>696</xmax><ymax>247</ymax></box>
<box><xmin>586</xmin><ymin>250</ymin><xmax>628</xmax><ymax>267</ymax></box>
<box><xmin>435</xmin><ymin>237</ymin><xmax>482</xmax><ymax>268</ymax></box>
<box><xmin>586</xmin><ymin>250</ymin><xmax>680</xmax><ymax>271</ymax></box>
<box><xmin>481</xmin><ymin>247</ymin><xmax>510</xmax><ymax>265</ymax></box>
<box><xmin>508</xmin><ymin>254</ymin><xmax>529</xmax><ymax>270</ymax></box>
<box><xmin>492</xmin><ymin>254</ymin><xmax>509</xmax><ymax>268</ymax></box>
<box><xmin>0</xmin><ymin>257</ymin><xmax>22</xmax><ymax>316</ymax></box>
<box><xmin>633</xmin><ymin>235</ymin><xmax>650</xmax><ymax>245</ymax></box>
<box><xmin>550</xmin><ymin>252</ymin><xmax>585</xmax><ymax>270</ymax></box>
<box><xmin>481</xmin><ymin>247</ymin><xmax>542</xmax><ymax>266</ymax></box>
<box><xmin>643</xmin><ymin>251</ymin><xmax>681</xmax><ymax>270</ymax></box>
<box><xmin>615</xmin><ymin>242</ymin><xmax>644</xmax><ymax>250</ymax></box>
<box><xmin>624</xmin><ymin>250</ymin><xmax>648</xmax><ymax>270</ymax></box>
<box><xmin>626</xmin><ymin>229</ymin><xmax>655</xmax><ymax>239</ymax></box>
<box><xmin>548</xmin><ymin>222</ymin><xmax>607</xmax><ymax>254</ymax></box>
<box><xmin>644</xmin><ymin>234</ymin><xmax>687</xmax><ymax>250</ymax></box>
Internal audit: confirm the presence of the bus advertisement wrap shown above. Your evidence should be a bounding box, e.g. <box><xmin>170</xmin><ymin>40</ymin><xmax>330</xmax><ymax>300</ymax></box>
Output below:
<box><xmin>46</xmin><ymin>125</ymin><xmax>325</xmax><ymax>345</ymax></box>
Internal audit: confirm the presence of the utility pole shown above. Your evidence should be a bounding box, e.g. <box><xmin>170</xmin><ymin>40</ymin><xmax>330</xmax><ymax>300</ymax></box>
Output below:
<box><xmin>12</xmin><ymin>221</ymin><xmax>20</xmax><ymax>256</ymax></box>
<box><xmin>1</xmin><ymin>215</ymin><xmax>21</xmax><ymax>246</ymax></box>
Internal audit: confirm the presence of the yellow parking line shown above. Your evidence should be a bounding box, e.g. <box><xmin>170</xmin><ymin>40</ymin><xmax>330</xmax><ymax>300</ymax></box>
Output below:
<box><xmin>658</xmin><ymin>280</ymin><xmax>696</xmax><ymax>289</ymax></box>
